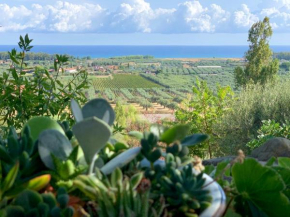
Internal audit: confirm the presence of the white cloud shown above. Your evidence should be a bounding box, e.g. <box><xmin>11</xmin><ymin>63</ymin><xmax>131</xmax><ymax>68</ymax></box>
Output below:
<box><xmin>0</xmin><ymin>0</ymin><xmax>290</xmax><ymax>34</ymax></box>
<box><xmin>234</xmin><ymin>4</ymin><xmax>259</xmax><ymax>28</ymax></box>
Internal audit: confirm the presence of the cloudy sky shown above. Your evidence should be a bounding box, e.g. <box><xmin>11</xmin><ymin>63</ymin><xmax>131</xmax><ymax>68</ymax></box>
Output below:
<box><xmin>1</xmin><ymin>0</ymin><xmax>290</xmax><ymax>45</ymax></box>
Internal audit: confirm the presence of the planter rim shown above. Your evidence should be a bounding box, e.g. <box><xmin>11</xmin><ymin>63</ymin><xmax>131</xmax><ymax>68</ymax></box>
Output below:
<box><xmin>140</xmin><ymin>159</ymin><xmax>227</xmax><ymax>217</ymax></box>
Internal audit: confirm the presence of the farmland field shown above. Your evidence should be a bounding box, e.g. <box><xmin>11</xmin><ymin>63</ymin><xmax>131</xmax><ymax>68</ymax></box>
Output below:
<box><xmin>91</xmin><ymin>74</ymin><xmax>161</xmax><ymax>89</ymax></box>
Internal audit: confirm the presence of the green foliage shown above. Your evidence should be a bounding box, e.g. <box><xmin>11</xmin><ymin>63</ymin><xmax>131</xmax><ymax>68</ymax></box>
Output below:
<box><xmin>216</xmin><ymin>81</ymin><xmax>290</xmax><ymax>155</ymax></box>
<box><xmin>175</xmin><ymin>77</ymin><xmax>234</xmax><ymax>158</ymax></box>
<box><xmin>246</xmin><ymin>120</ymin><xmax>290</xmax><ymax>150</ymax></box>
<box><xmin>0</xmin><ymin>127</ymin><xmax>50</xmax><ymax>202</ymax></box>
<box><xmin>232</xmin><ymin>159</ymin><xmax>290</xmax><ymax>216</ymax></box>
<box><xmin>1</xmin><ymin>188</ymin><xmax>74</xmax><ymax>217</ymax></box>
<box><xmin>0</xmin><ymin>34</ymin><xmax>89</xmax><ymax>133</ymax></box>
<box><xmin>234</xmin><ymin>17</ymin><xmax>279</xmax><ymax>87</ymax></box>
<box><xmin>114</xmin><ymin>102</ymin><xmax>138</xmax><ymax>127</ymax></box>
<box><xmin>209</xmin><ymin>157</ymin><xmax>290</xmax><ymax>217</ymax></box>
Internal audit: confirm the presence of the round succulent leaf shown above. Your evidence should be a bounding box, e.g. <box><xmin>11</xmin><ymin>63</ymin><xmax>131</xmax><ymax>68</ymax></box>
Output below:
<box><xmin>72</xmin><ymin>117</ymin><xmax>111</xmax><ymax>165</ymax></box>
<box><xmin>13</xmin><ymin>190</ymin><xmax>43</xmax><ymax>212</ymax></box>
<box><xmin>232</xmin><ymin>158</ymin><xmax>290</xmax><ymax>216</ymax></box>
<box><xmin>70</xmin><ymin>99</ymin><xmax>83</xmax><ymax>122</ymax></box>
<box><xmin>38</xmin><ymin>130</ymin><xmax>73</xmax><ymax>170</ymax></box>
<box><xmin>22</xmin><ymin>117</ymin><xmax>65</xmax><ymax>142</ymax></box>
<box><xmin>101</xmin><ymin>147</ymin><xmax>141</xmax><ymax>175</ymax></box>
<box><xmin>181</xmin><ymin>134</ymin><xmax>209</xmax><ymax>147</ymax></box>
<box><xmin>160</xmin><ymin>125</ymin><xmax>190</xmax><ymax>144</ymax></box>
<box><xmin>82</xmin><ymin>98</ymin><xmax>115</xmax><ymax>126</ymax></box>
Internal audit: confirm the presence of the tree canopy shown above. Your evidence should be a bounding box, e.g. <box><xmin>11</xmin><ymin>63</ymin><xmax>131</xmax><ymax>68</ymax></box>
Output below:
<box><xmin>234</xmin><ymin>17</ymin><xmax>279</xmax><ymax>87</ymax></box>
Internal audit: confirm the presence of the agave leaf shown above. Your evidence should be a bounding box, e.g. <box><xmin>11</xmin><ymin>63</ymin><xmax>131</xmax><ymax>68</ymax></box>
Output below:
<box><xmin>38</xmin><ymin>130</ymin><xmax>73</xmax><ymax>170</ymax></box>
<box><xmin>111</xmin><ymin>168</ymin><xmax>123</xmax><ymax>188</ymax></box>
<box><xmin>5</xmin><ymin>175</ymin><xmax>51</xmax><ymax>199</ymax></box>
<box><xmin>101</xmin><ymin>147</ymin><xmax>141</xmax><ymax>175</ymax></box>
<box><xmin>130</xmin><ymin>172</ymin><xmax>143</xmax><ymax>189</ymax></box>
<box><xmin>160</xmin><ymin>125</ymin><xmax>190</xmax><ymax>145</ymax></box>
<box><xmin>232</xmin><ymin>158</ymin><xmax>290</xmax><ymax>216</ymax></box>
<box><xmin>71</xmin><ymin>99</ymin><xmax>83</xmax><ymax>122</ymax></box>
<box><xmin>181</xmin><ymin>134</ymin><xmax>209</xmax><ymax>147</ymax></box>
<box><xmin>1</xmin><ymin>162</ymin><xmax>19</xmax><ymax>194</ymax></box>
<box><xmin>72</xmin><ymin>117</ymin><xmax>111</xmax><ymax>165</ymax></box>
<box><xmin>82</xmin><ymin>98</ymin><xmax>115</xmax><ymax>126</ymax></box>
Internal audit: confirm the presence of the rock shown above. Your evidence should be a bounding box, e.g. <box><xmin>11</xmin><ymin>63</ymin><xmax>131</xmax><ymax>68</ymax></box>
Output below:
<box><xmin>251</xmin><ymin>137</ymin><xmax>290</xmax><ymax>161</ymax></box>
<box><xmin>202</xmin><ymin>156</ymin><xmax>235</xmax><ymax>166</ymax></box>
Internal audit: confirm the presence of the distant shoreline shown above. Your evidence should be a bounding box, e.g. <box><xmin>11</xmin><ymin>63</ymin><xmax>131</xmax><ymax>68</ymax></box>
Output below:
<box><xmin>160</xmin><ymin>57</ymin><xmax>243</xmax><ymax>62</ymax></box>
<box><xmin>0</xmin><ymin>45</ymin><xmax>289</xmax><ymax>58</ymax></box>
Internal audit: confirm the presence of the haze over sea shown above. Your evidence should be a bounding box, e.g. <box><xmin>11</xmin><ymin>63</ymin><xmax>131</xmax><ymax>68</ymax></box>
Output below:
<box><xmin>0</xmin><ymin>45</ymin><xmax>290</xmax><ymax>58</ymax></box>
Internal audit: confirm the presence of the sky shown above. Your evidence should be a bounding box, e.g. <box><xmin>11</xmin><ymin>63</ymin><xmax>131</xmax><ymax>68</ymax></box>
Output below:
<box><xmin>1</xmin><ymin>0</ymin><xmax>290</xmax><ymax>45</ymax></box>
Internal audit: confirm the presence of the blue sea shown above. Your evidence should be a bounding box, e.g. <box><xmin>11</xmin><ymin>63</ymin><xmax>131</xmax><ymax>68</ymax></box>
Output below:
<box><xmin>0</xmin><ymin>45</ymin><xmax>290</xmax><ymax>58</ymax></box>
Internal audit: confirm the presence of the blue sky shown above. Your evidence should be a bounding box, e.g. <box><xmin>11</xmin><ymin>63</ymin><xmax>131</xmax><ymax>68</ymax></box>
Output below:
<box><xmin>1</xmin><ymin>0</ymin><xmax>290</xmax><ymax>45</ymax></box>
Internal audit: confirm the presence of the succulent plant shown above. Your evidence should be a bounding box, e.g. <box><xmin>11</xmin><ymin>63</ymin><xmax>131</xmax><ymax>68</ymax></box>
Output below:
<box><xmin>138</xmin><ymin>127</ymin><xmax>211</xmax><ymax>216</ymax></box>
<box><xmin>0</xmin><ymin>127</ymin><xmax>51</xmax><ymax>202</ymax></box>
<box><xmin>160</xmin><ymin>156</ymin><xmax>212</xmax><ymax>216</ymax></box>
<box><xmin>73</xmin><ymin>168</ymin><xmax>165</xmax><ymax>217</ymax></box>
<box><xmin>1</xmin><ymin>188</ymin><xmax>74</xmax><ymax>217</ymax></box>
<box><xmin>70</xmin><ymin>98</ymin><xmax>142</xmax><ymax>175</ymax></box>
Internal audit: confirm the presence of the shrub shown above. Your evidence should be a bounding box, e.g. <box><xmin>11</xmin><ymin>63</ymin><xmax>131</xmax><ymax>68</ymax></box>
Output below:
<box><xmin>0</xmin><ymin>35</ymin><xmax>89</xmax><ymax>133</ymax></box>
<box><xmin>175</xmin><ymin>78</ymin><xmax>234</xmax><ymax>158</ymax></box>
<box><xmin>246</xmin><ymin>120</ymin><xmax>290</xmax><ymax>150</ymax></box>
<box><xmin>216</xmin><ymin>80</ymin><xmax>290</xmax><ymax>155</ymax></box>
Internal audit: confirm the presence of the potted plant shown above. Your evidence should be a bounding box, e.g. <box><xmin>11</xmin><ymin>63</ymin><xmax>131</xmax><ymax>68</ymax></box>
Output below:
<box><xmin>0</xmin><ymin>98</ymin><xmax>226</xmax><ymax>216</ymax></box>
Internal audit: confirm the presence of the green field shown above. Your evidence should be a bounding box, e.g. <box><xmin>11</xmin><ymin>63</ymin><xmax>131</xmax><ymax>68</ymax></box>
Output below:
<box><xmin>91</xmin><ymin>74</ymin><xmax>161</xmax><ymax>89</ymax></box>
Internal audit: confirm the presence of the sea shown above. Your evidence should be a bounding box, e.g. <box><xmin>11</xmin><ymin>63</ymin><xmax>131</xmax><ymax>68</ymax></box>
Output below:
<box><xmin>0</xmin><ymin>45</ymin><xmax>290</xmax><ymax>58</ymax></box>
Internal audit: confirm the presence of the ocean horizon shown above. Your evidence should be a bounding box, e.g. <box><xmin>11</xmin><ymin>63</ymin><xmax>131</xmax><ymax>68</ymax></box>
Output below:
<box><xmin>1</xmin><ymin>45</ymin><xmax>290</xmax><ymax>58</ymax></box>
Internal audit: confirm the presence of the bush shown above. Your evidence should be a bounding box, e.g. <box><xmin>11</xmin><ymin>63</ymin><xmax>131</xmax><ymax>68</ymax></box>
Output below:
<box><xmin>246</xmin><ymin>120</ymin><xmax>290</xmax><ymax>150</ymax></box>
<box><xmin>0</xmin><ymin>35</ymin><xmax>89</xmax><ymax>133</ymax></box>
<box><xmin>216</xmin><ymin>80</ymin><xmax>290</xmax><ymax>155</ymax></box>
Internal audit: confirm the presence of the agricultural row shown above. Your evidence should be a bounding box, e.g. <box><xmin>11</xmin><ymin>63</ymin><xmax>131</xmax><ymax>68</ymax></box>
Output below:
<box><xmin>86</xmin><ymin>87</ymin><xmax>188</xmax><ymax>111</ymax></box>
<box><xmin>91</xmin><ymin>74</ymin><xmax>161</xmax><ymax>89</ymax></box>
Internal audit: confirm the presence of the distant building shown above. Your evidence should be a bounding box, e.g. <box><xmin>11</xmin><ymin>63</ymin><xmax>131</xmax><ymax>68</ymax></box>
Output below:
<box><xmin>106</xmin><ymin>65</ymin><xmax>119</xmax><ymax>70</ymax></box>
<box><xmin>65</xmin><ymin>67</ymin><xmax>78</xmax><ymax>73</ymax></box>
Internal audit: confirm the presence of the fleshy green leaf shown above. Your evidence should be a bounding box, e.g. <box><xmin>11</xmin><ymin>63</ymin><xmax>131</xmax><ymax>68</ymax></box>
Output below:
<box><xmin>101</xmin><ymin>147</ymin><xmax>141</xmax><ymax>175</ymax></box>
<box><xmin>38</xmin><ymin>130</ymin><xmax>73</xmax><ymax>170</ymax></box>
<box><xmin>160</xmin><ymin>125</ymin><xmax>190</xmax><ymax>145</ymax></box>
<box><xmin>1</xmin><ymin>162</ymin><xmax>19</xmax><ymax>194</ymax></box>
<box><xmin>72</xmin><ymin>117</ymin><xmax>111</xmax><ymax>164</ymax></box>
<box><xmin>128</xmin><ymin>131</ymin><xmax>143</xmax><ymax>140</ymax></box>
<box><xmin>181</xmin><ymin>134</ymin><xmax>209</xmax><ymax>147</ymax></box>
<box><xmin>82</xmin><ymin>99</ymin><xmax>115</xmax><ymax>126</ymax></box>
<box><xmin>130</xmin><ymin>172</ymin><xmax>143</xmax><ymax>189</ymax></box>
<box><xmin>71</xmin><ymin>99</ymin><xmax>83</xmax><ymax>122</ymax></box>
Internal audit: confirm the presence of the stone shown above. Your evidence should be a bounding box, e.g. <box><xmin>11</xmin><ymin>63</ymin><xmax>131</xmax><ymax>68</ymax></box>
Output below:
<box><xmin>251</xmin><ymin>137</ymin><xmax>290</xmax><ymax>161</ymax></box>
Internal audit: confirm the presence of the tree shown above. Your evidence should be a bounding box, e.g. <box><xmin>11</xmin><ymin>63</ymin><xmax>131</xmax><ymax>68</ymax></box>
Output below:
<box><xmin>175</xmin><ymin>78</ymin><xmax>234</xmax><ymax>158</ymax></box>
<box><xmin>234</xmin><ymin>17</ymin><xmax>279</xmax><ymax>87</ymax></box>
